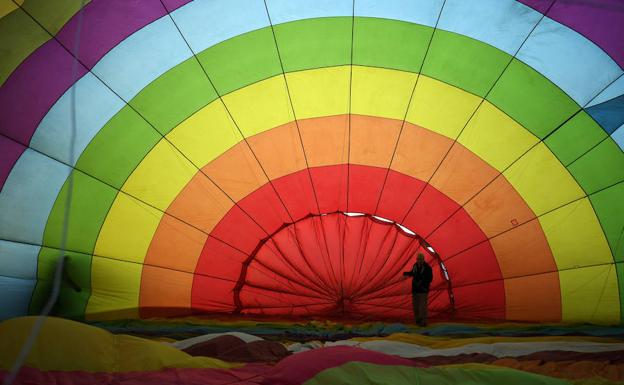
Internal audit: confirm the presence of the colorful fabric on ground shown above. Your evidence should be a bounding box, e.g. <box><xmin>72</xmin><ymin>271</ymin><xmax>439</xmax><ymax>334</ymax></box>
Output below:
<box><xmin>89</xmin><ymin>318</ymin><xmax>624</xmax><ymax>340</ymax></box>
<box><xmin>181</xmin><ymin>335</ymin><xmax>290</xmax><ymax>362</ymax></box>
<box><xmin>0</xmin><ymin>316</ymin><xmax>238</xmax><ymax>372</ymax></box>
<box><xmin>328</xmin><ymin>339</ymin><xmax>624</xmax><ymax>358</ymax></box>
<box><xmin>1</xmin><ymin>0</ymin><xmax>623</xmax><ymax>325</ymax></box>
<box><xmin>2</xmin><ymin>317</ymin><xmax>624</xmax><ymax>384</ymax></box>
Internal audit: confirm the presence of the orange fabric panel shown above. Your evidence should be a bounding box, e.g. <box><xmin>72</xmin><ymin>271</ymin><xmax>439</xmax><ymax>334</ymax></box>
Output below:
<box><xmin>503</xmin><ymin>271</ymin><xmax>561</xmax><ymax>322</ymax></box>
<box><xmin>488</xmin><ymin>220</ymin><xmax>557</xmax><ymax>278</ymax></box>
<box><xmin>140</xmin><ymin>115</ymin><xmax>558</xmax><ymax>319</ymax></box>
<box><xmin>392</xmin><ymin>122</ymin><xmax>451</xmax><ymax>180</ymax></box>
<box><xmin>139</xmin><ymin>264</ymin><xmax>194</xmax><ymax>318</ymax></box>
<box><xmin>429</xmin><ymin>144</ymin><xmax>500</xmax><ymax>204</ymax></box>
<box><xmin>350</xmin><ymin>114</ymin><xmax>402</xmax><ymax>166</ymax></box>
<box><xmin>463</xmin><ymin>175</ymin><xmax>537</xmax><ymax>236</ymax></box>
<box><xmin>140</xmin><ymin>214</ymin><xmax>206</xmax><ymax>316</ymax></box>
<box><xmin>143</xmin><ymin>214</ymin><xmax>207</xmax><ymax>272</ymax></box>
<box><xmin>167</xmin><ymin>172</ymin><xmax>234</xmax><ymax>233</ymax></box>
<box><xmin>202</xmin><ymin>142</ymin><xmax>268</xmax><ymax>202</ymax></box>
<box><xmin>246</xmin><ymin>121</ymin><xmax>307</xmax><ymax>180</ymax></box>
<box><xmin>298</xmin><ymin>114</ymin><xmax>349</xmax><ymax>167</ymax></box>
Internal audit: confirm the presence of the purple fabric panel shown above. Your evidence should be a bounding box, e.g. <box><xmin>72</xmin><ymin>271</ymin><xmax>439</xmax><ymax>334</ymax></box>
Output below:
<box><xmin>517</xmin><ymin>0</ymin><xmax>552</xmax><ymax>13</ymax></box>
<box><xmin>0</xmin><ymin>0</ymin><xmax>193</xmax><ymax>153</ymax></box>
<box><xmin>56</xmin><ymin>0</ymin><xmax>167</xmax><ymax>68</ymax></box>
<box><xmin>0</xmin><ymin>40</ymin><xmax>88</xmax><ymax>145</ymax></box>
<box><xmin>55</xmin><ymin>0</ymin><xmax>193</xmax><ymax>68</ymax></box>
<box><xmin>0</xmin><ymin>136</ymin><xmax>26</xmax><ymax>189</ymax></box>
<box><xmin>162</xmin><ymin>0</ymin><xmax>194</xmax><ymax>11</ymax></box>
<box><xmin>518</xmin><ymin>0</ymin><xmax>624</xmax><ymax>67</ymax></box>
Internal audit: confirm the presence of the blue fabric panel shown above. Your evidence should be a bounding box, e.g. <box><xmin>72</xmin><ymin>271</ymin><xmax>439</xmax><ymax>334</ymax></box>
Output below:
<box><xmin>171</xmin><ymin>0</ymin><xmax>269</xmax><ymax>53</ymax></box>
<box><xmin>0</xmin><ymin>276</ymin><xmax>36</xmax><ymax>320</ymax></box>
<box><xmin>0</xmin><ymin>149</ymin><xmax>71</xmax><ymax>245</ymax></box>
<box><xmin>355</xmin><ymin>0</ymin><xmax>443</xmax><ymax>26</ymax></box>
<box><xmin>610</xmin><ymin>124</ymin><xmax>624</xmax><ymax>150</ymax></box>
<box><xmin>91</xmin><ymin>16</ymin><xmax>193</xmax><ymax>102</ymax></box>
<box><xmin>0</xmin><ymin>240</ymin><xmax>40</xmax><ymax>279</ymax></box>
<box><xmin>266</xmin><ymin>0</ymin><xmax>352</xmax><ymax>24</ymax></box>
<box><xmin>586</xmin><ymin>94</ymin><xmax>624</xmax><ymax>134</ymax></box>
<box><xmin>30</xmin><ymin>73</ymin><xmax>125</xmax><ymax>165</ymax></box>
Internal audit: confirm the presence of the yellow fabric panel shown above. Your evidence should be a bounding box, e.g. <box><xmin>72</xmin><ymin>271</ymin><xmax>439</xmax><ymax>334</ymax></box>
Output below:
<box><xmin>503</xmin><ymin>143</ymin><xmax>585</xmax><ymax>215</ymax></box>
<box><xmin>222</xmin><ymin>75</ymin><xmax>294</xmax><ymax>137</ymax></box>
<box><xmin>0</xmin><ymin>317</ymin><xmax>238</xmax><ymax>371</ymax></box>
<box><xmin>351</xmin><ymin>66</ymin><xmax>417</xmax><ymax>119</ymax></box>
<box><xmin>406</xmin><ymin>76</ymin><xmax>481</xmax><ymax>139</ymax></box>
<box><xmin>94</xmin><ymin>194</ymin><xmax>162</xmax><ymax>263</ymax></box>
<box><xmin>122</xmin><ymin>140</ymin><xmax>198</xmax><ymax>211</ymax></box>
<box><xmin>286</xmin><ymin>66</ymin><xmax>350</xmax><ymax>119</ymax></box>
<box><xmin>458</xmin><ymin>102</ymin><xmax>538</xmax><ymax>171</ymax></box>
<box><xmin>87</xmin><ymin>257</ymin><xmax>142</xmax><ymax>318</ymax></box>
<box><xmin>539</xmin><ymin>198</ymin><xmax>614</xmax><ymax>269</ymax></box>
<box><xmin>166</xmin><ymin>102</ymin><xmax>241</xmax><ymax>167</ymax></box>
<box><xmin>559</xmin><ymin>264</ymin><xmax>620</xmax><ymax>324</ymax></box>
<box><xmin>0</xmin><ymin>0</ymin><xmax>22</xmax><ymax>18</ymax></box>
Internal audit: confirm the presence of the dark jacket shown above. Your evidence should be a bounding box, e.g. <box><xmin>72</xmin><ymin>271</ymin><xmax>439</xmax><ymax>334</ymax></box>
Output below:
<box><xmin>403</xmin><ymin>262</ymin><xmax>433</xmax><ymax>293</ymax></box>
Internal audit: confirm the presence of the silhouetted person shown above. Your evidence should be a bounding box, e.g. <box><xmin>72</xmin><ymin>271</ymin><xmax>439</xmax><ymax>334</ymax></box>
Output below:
<box><xmin>403</xmin><ymin>253</ymin><xmax>432</xmax><ymax>326</ymax></box>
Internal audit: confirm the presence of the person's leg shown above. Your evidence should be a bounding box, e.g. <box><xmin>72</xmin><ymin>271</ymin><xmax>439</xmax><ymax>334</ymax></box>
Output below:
<box><xmin>412</xmin><ymin>293</ymin><xmax>419</xmax><ymax>324</ymax></box>
<box><xmin>418</xmin><ymin>293</ymin><xmax>428</xmax><ymax>326</ymax></box>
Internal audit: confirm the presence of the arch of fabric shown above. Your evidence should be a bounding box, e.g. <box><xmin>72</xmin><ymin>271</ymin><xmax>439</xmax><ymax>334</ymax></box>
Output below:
<box><xmin>0</xmin><ymin>0</ymin><xmax>623</xmax><ymax>325</ymax></box>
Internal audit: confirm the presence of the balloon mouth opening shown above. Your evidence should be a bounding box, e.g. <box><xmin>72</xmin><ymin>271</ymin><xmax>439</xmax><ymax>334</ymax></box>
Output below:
<box><xmin>229</xmin><ymin>211</ymin><xmax>455</xmax><ymax>320</ymax></box>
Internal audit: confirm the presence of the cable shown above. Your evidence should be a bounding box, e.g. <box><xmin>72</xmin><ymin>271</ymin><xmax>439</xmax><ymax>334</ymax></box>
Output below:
<box><xmin>3</xmin><ymin>2</ymin><xmax>87</xmax><ymax>384</ymax></box>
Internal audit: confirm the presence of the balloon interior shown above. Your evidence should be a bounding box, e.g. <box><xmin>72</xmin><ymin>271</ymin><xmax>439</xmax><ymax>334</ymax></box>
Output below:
<box><xmin>1</xmin><ymin>1</ymin><xmax>623</xmax><ymax>384</ymax></box>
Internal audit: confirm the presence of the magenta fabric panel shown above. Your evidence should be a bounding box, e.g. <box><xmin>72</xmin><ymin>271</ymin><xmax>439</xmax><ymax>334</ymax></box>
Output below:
<box><xmin>518</xmin><ymin>0</ymin><xmax>624</xmax><ymax>67</ymax></box>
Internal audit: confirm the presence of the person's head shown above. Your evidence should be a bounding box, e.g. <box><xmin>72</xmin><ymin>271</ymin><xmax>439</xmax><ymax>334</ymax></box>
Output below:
<box><xmin>416</xmin><ymin>253</ymin><xmax>425</xmax><ymax>264</ymax></box>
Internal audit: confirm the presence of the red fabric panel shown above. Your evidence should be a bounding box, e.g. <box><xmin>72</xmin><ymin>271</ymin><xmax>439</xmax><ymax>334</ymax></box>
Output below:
<box><xmin>236</xmin><ymin>183</ymin><xmax>291</xmax><ymax>234</ymax></box>
<box><xmin>208</xmin><ymin>205</ymin><xmax>267</xmax><ymax>255</ymax></box>
<box><xmin>346</xmin><ymin>165</ymin><xmax>387</xmax><ymax>213</ymax></box>
<box><xmin>0</xmin><ymin>365</ymin><xmax>270</xmax><ymax>385</ymax></box>
<box><xmin>191</xmin><ymin>165</ymin><xmax>505</xmax><ymax>320</ymax></box>
<box><xmin>272</xmin><ymin>168</ymin><xmax>319</xmax><ymax>219</ymax></box>
<box><xmin>263</xmin><ymin>346</ymin><xmax>426</xmax><ymax>385</ymax></box>
<box><xmin>309</xmin><ymin>165</ymin><xmax>348</xmax><ymax>213</ymax></box>
<box><xmin>376</xmin><ymin>170</ymin><xmax>427</xmax><ymax>220</ymax></box>
<box><xmin>193</xmin><ymin>238</ymin><xmax>250</xmax><ymax>313</ymax></box>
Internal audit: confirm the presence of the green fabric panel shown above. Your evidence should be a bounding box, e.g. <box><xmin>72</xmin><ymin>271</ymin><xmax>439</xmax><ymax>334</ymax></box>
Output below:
<box><xmin>197</xmin><ymin>27</ymin><xmax>281</xmax><ymax>95</ymax></box>
<box><xmin>42</xmin><ymin>170</ymin><xmax>117</xmax><ymax>253</ymax></box>
<box><xmin>75</xmin><ymin>108</ymin><xmax>161</xmax><ymax>188</ymax></box>
<box><xmin>568</xmin><ymin>138</ymin><xmax>624</xmax><ymax>194</ymax></box>
<box><xmin>304</xmin><ymin>362</ymin><xmax>570</xmax><ymax>385</ymax></box>
<box><xmin>487</xmin><ymin>58</ymin><xmax>579</xmax><ymax>139</ymax></box>
<box><xmin>129</xmin><ymin>57</ymin><xmax>218</xmax><ymax>136</ymax></box>
<box><xmin>423</xmin><ymin>30</ymin><xmax>509</xmax><ymax>97</ymax></box>
<box><xmin>30</xmin><ymin>247</ymin><xmax>92</xmax><ymax>318</ymax></box>
<box><xmin>589</xmin><ymin>183</ymin><xmax>624</xmax><ymax>262</ymax></box>
<box><xmin>275</xmin><ymin>17</ymin><xmax>351</xmax><ymax>72</ymax></box>
<box><xmin>544</xmin><ymin>111</ymin><xmax>608</xmax><ymax>165</ymax></box>
<box><xmin>39</xmin><ymin>19</ymin><xmax>597</xmax><ymax>316</ymax></box>
<box><xmin>0</xmin><ymin>8</ymin><xmax>49</xmax><ymax>86</ymax></box>
<box><xmin>353</xmin><ymin>17</ymin><xmax>430</xmax><ymax>73</ymax></box>
<box><xmin>21</xmin><ymin>0</ymin><xmax>88</xmax><ymax>35</ymax></box>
